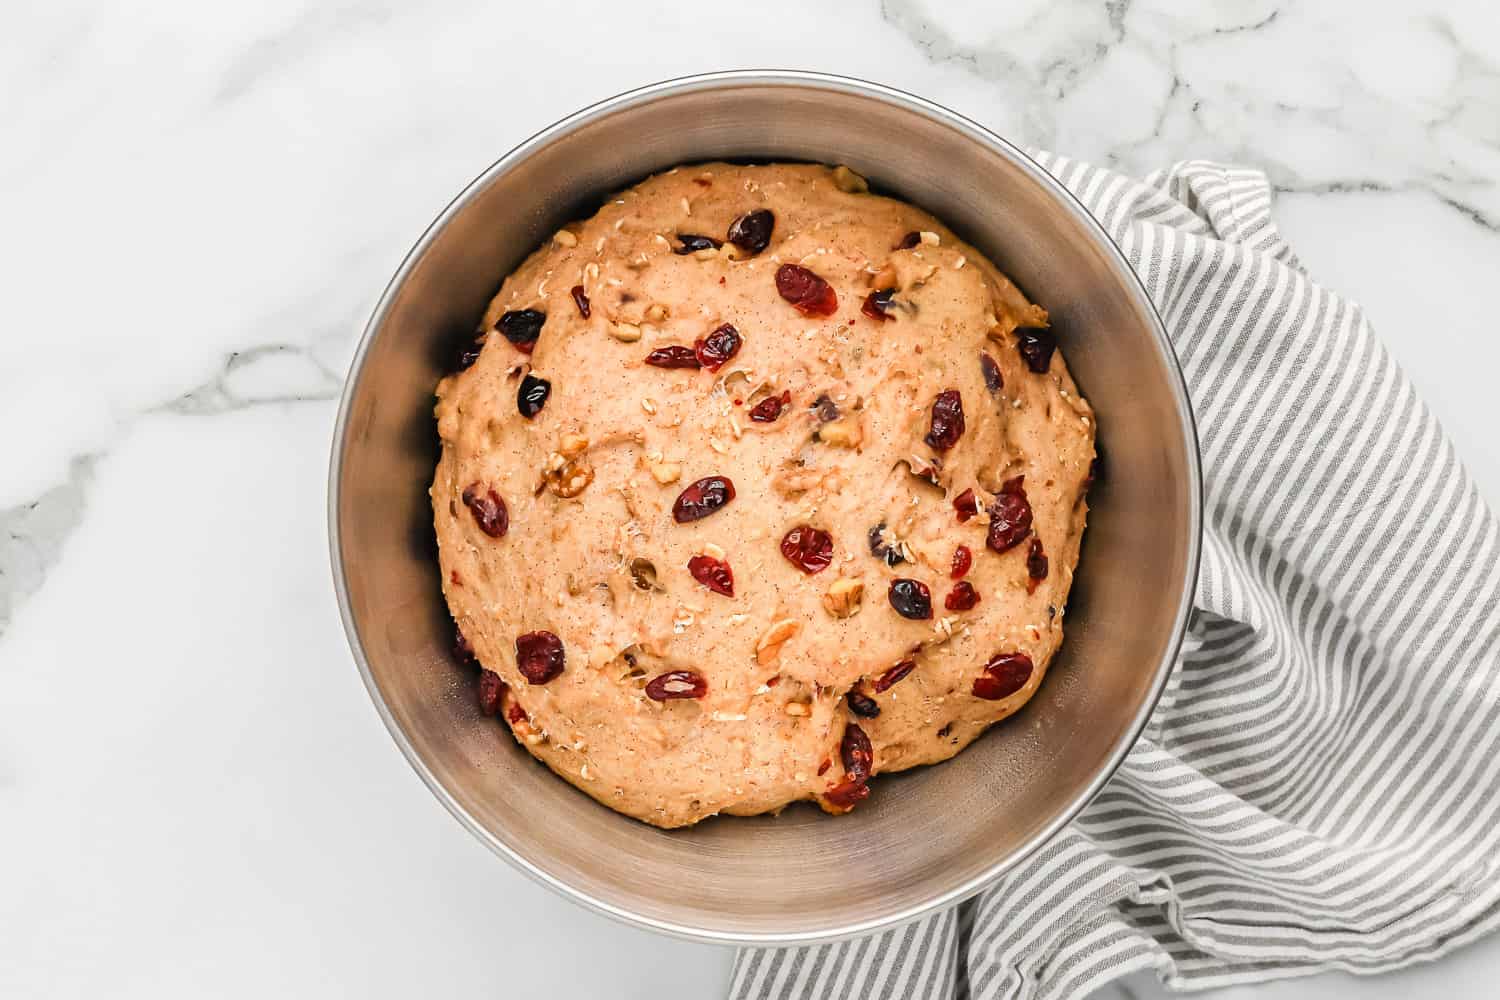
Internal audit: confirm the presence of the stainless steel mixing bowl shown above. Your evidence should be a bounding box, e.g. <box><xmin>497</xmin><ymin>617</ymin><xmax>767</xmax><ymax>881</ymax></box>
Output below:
<box><xmin>329</xmin><ymin>71</ymin><xmax>1200</xmax><ymax>945</ymax></box>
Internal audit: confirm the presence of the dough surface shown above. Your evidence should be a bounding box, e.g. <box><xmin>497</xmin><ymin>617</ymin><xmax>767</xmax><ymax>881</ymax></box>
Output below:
<box><xmin>432</xmin><ymin>163</ymin><xmax>1095</xmax><ymax>828</ymax></box>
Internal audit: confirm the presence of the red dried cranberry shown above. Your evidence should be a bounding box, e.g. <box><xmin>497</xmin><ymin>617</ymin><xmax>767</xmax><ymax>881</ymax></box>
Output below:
<box><xmin>673</xmin><ymin>234</ymin><xmax>722</xmax><ymax>254</ymax></box>
<box><xmin>515</xmin><ymin>631</ymin><xmax>565</xmax><ymax>684</ymax></box>
<box><xmin>749</xmin><ymin>390</ymin><xmax>791</xmax><ymax>423</ymax></box>
<box><xmin>498</xmin><ymin>309</ymin><xmax>546</xmax><ymax>352</ymax></box>
<box><xmin>841</xmin><ymin>722</ymin><xmax>873</xmax><ymax>783</ymax></box>
<box><xmin>953</xmin><ymin>489</ymin><xmax>979</xmax><ymax>523</ymax></box>
<box><xmin>693</xmin><ymin>323</ymin><xmax>741</xmax><ymax>371</ymax></box>
<box><xmin>868</xmin><ymin>523</ymin><xmax>906</xmax><ymax>567</ymax></box>
<box><xmin>517</xmin><ymin>373</ymin><xmax>551</xmax><ymax>418</ymax></box>
<box><xmin>780</xmin><ymin>525</ymin><xmax>834</xmax><ymax>574</ymax></box>
<box><xmin>872</xmin><ymin>660</ymin><xmax>915</xmax><ymax>693</ymax></box>
<box><xmin>1026</xmin><ymin>537</ymin><xmax>1048</xmax><ymax>593</ymax></box>
<box><xmin>687</xmin><ymin>554</ymin><xmax>734</xmax><ymax>597</ymax></box>
<box><xmin>453</xmin><ymin>625</ymin><xmax>478</xmax><ymax>667</ymax></box>
<box><xmin>980</xmin><ymin>352</ymin><xmax>1003</xmax><ymax>393</ymax></box>
<box><xmin>644</xmin><ymin>345</ymin><xmax>701</xmax><ymax>369</ymax></box>
<box><xmin>987</xmin><ymin>476</ymin><xmax>1033</xmax><ymax>553</ymax></box>
<box><xmin>896</xmin><ymin>231</ymin><xmax>921</xmax><ymax>250</ymax></box>
<box><xmin>726</xmin><ymin>209</ymin><xmax>774</xmax><ymax>255</ymax></box>
<box><xmin>454</xmin><ymin>337</ymin><xmax>485</xmax><ymax>372</ymax></box>
<box><xmin>506</xmin><ymin>702</ymin><xmax>528</xmax><ymax>724</ymax></box>
<box><xmin>846</xmin><ymin>690</ymin><xmax>881</xmax><ymax>718</ymax></box>
<box><xmin>645</xmin><ymin>670</ymin><xmax>708</xmax><ymax>701</ymax></box>
<box><xmin>570</xmin><ymin>285</ymin><xmax>590</xmax><ymax>318</ymax></box>
<box><xmin>672</xmin><ymin>476</ymin><xmax>736</xmax><ymax>522</ymax></box>
<box><xmin>945</xmin><ymin>581</ymin><xmax>980</xmax><ymax>611</ymax></box>
<box><xmin>775</xmin><ymin>263</ymin><xmax>838</xmax><ymax>317</ymax></box>
<box><xmin>477</xmin><ymin>669</ymin><xmax>505</xmax><ymax>715</ymax></box>
<box><xmin>824</xmin><ymin>777</ymin><xmax>870</xmax><ymax>809</ymax></box>
<box><xmin>817</xmin><ymin>758</ymin><xmax>832</xmax><ymax>776</ymax></box>
<box><xmin>924</xmin><ymin>389</ymin><xmax>966</xmax><ymax>451</ymax></box>
<box><xmin>888</xmin><ymin>579</ymin><xmax>933</xmax><ymax>620</ymax></box>
<box><xmin>973</xmin><ymin>651</ymin><xmax>1034</xmax><ymax>700</ymax></box>
<box><xmin>861</xmin><ymin>288</ymin><xmax>895</xmax><ymax>322</ymax></box>
<box><xmin>1016</xmin><ymin>327</ymin><xmax>1056</xmax><ymax>373</ymax></box>
<box><xmin>461</xmin><ymin>484</ymin><xmax>509</xmax><ymax>538</ymax></box>
<box><xmin>951</xmin><ymin>545</ymin><xmax>973</xmax><ymax>579</ymax></box>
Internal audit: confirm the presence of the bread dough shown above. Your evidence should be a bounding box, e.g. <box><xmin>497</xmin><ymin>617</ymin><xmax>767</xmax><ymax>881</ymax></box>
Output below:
<box><xmin>432</xmin><ymin>163</ymin><xmax>1095</xmax><ymax>828</ymax></box>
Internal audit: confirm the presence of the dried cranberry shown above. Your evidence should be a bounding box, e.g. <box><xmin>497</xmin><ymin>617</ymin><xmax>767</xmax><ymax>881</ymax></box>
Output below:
<box><xmin>454</xmin><ymin>337</ymin><xmax>485</xmax><ymax>372</ymax></box>
<box><xmin>515</xmin><ymin>631</ymin><xmax>565</xmax><ymax>684</ymax></box>
<box><xmin>687</xmin><ymin>554</ymin><xmax>734</xmax><ymax>597</ymax></box>
<box><xmin>461</xmin><ymin>484</ymin><xmax>509</xmax><ymax>538</ymax></box>
<box><xmin>824</xmin><ymin>777</ymin><xmax>870</xmax><ymax>809</ymax></box>
<box><xmin>924</xmin><ymin>390</ymin><xmax>965</xmax><ymax>451</ymax></box>
<box><xmin>453</xmin><ymin>625</ymin><xmax>478</xmax><ymax>667</ymax></box>
<box><xmin>517</xmin><ymin>373</ymin><xmax>551</xmax><ymax>418</ymax></box>
<box><xmin>726</xmin><ymin>209</ymin><xmax>774</xmax><ymax>255</ymax></box>
<box><xmin>951</xmin><ymin>545</ymin><xmax>973</xmax><ymax>579</ymax></box>
<box><xmin>749</xmin><ymin>390</ymin><xmax>791</xmax><ymax>423</ymax></box>
<box><xmin>945</xmin><ymin>581</ymin><xmax>980</xmax><ymax>611</ymax></box>
<box><xmin>693</xmin><ymin>323</ymin><xmax>741</xmax><ymax>371</ymax></box>
<box><xmin>775</xmin><ymin>263</ymin><xmax>838</xmax><ymax>317</ymax></box>
<box><xmin>811</xmin><ymin>394</ymin><xmax>840</xmax><ymax>423</ymax></box>
<box><xmin>672</xmin><ymin>476</ymin><xmax>736</xmax><ymax>522</ymax></box>
<box><xmin>980</xmin><ymin>352</ymin><xmax>1003</xmax><ymax>393</ymax></box>
<box><xmin>506</xmin><ymin>702</ymin><xmax>528</xmax><ymax>724</ymax></box>
<box><xmin>477</xmin><ymin>669</ymin><xmax>505</xmax><ymax>715</ymax></box>
<box><xmin>868</xmin><ymin>523</ymin><xmax>906</xmax><ymax>567</ymax></box>
<box><xmin>846</xmin><ymin>690</ymin><xmax>881</xmax><ymax>718</ymax></box>
<box><xmin>872</xmin><ymin>660</ymin><xmax>915</xmax><ymax>693</ymax></box>
<box><xmin>570</xmin><ymin>285</ymin><xmax>590</xmax><ymax>318</ymax></box>
<box><xmin>498</xmin><ymin>309</ymin><xmax>546</xmax><ymax>352</ymax></box>
<box><xmin>896</xmin><ymin>231</ymin><xmax>921</xmax><ymax>250</ymax></box>
<box><xmin>953</xmin><ymin>489</ymin><xmax>979</xmax><ymax>523</ymax></box>
<box><xmin>861</xmin><ymin>288</ymin><xmax>895</xmax><ymax>322</ymax></box>
<box><xmin>780</xmin><ymin>525</ymin><xmax>834</xmax><ymax>574</ymax></box>
<box><xmin>644</xmin><ymin>345</ymin><xmax>701</xmax><ymax>369</ymax></box>
<box><xmin>973</xmin><ymin>651</ymin><xmax>1034</xmax><ymax>700</ymax></box>
<box><xmin>645</xmin><ymin>670</ymin><xmax>708</xmax><ymax>701</ymax></box>
<box><xmin>1026</xmin><ymin>537</ymin><xmax>1048</xmax><ymax>593</ymax></box>
<box><xmin>817</xmin><ymin>758</ymin><xmax>832</xmax><ymax>775</ymax></box>
<box><xmin>1016</xmin><ymin>327</ymin><xmax>1056</xmax><ymax>373</ymax></box>
<box><xmin>888</xmin><ymin>579</ymin><xmax>933</xmax><ymax>620</ymax></box>
<box><xmin>674</xmin><ymin>234</ymin><xmax>722</xmax><ymax>254</ymax></box>
<box><xmin>987</xmin><ymin>476</ymin><xmax>1033</xmax><ymax>553</ymax></box>
<box><xmin>841</xmin><ymin>723</ymin><xmax>873</xmax><ymax>783</ymax></box>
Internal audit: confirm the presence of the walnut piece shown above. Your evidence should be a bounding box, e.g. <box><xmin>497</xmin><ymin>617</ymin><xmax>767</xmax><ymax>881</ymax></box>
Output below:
<box><xmin>822</xmin><ymin>577</ymin><xmax>865</xmax><ymax>619</ymax></box>
<box><xmin>756</xmin><ymin>619</ymin><xmax>801</xmax><ymax>666</ymax></box>
<box><xmin>831</xmin><ymin>165</ymin><xmax>869</xmax><ymax>194</ymax></box>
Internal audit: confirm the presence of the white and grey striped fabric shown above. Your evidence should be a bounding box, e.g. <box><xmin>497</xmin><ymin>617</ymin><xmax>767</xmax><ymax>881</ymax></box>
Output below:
<box><xmin>730</xmin><ymin>155</ymin><xmax>1500</xmax><ymax>1000</ymax></box>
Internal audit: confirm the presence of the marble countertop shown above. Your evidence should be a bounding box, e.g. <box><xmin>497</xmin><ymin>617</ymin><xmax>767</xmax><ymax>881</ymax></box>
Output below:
<box><xmin>4</xmin><ymin>1</ymin><xmax>1497</xmax><ymax>997</ymax></box>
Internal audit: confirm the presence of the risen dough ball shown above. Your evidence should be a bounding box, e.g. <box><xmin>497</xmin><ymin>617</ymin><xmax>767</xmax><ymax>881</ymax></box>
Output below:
<box><xmin>433</xmin><ymin>163</ymin><xmax>1095</xmax><ymax>828</ymax></box>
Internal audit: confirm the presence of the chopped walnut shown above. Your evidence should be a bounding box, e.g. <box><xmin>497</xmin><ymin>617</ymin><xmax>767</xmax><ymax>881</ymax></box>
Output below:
<box><xmin>816</xmin><ymin>416</ymin><xmax>863</xmax><ymax>449</ymax></box>
<box><xmin>553</xmin><ymin>230</ymin><xmax>578</xmax><ymax>248</ymax></box>
<box><xmin>544</xmin><ymin>445</ymin><xmax>594</xmax><ymax>498</ymax></box>
<box><xmin>822</xmin><ymin>577</ymin><xmax>865</xmax><ymax>619</ymax></box>
<box><xmin>610</xmin><ymin>321</ymin><xmax>642</xmax><ymax>343</ymax></box>
<box><xmin>831</xmin><ymin>165</ymin><xmax>869</xmax><ymax>194</ymax></box>
<box><xmin>756</xmin><ymin>619</ymin><xmax>801</xmax><ymax>666</ymax></box>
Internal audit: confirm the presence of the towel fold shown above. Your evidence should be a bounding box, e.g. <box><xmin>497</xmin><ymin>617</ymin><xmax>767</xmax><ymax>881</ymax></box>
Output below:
<box><xmin>730</xmin><ymin>155</ymin><xmax>1500</xmax><ymax>1000</ymax></box>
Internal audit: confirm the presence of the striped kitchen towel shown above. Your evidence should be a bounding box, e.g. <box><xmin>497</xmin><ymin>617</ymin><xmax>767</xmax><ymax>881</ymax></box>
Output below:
<box><xmin>730</xmin><ymin>156</ymin><xmax>1500</xmax><ymax>999</ymax></box>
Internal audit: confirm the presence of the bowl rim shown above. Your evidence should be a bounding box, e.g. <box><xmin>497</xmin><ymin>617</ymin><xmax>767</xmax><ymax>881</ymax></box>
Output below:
<box><xmin>328</xmin><ymin>69</ymin><xmax>1203</xmax><ymax>946</ymax></box>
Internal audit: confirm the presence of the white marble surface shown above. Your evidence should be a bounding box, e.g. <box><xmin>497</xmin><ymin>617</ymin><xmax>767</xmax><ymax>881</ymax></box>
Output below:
<box><xmin>3</xmin><ymin>1</ymin><xmax>1498</xmax><ymax>997</ymax></box>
